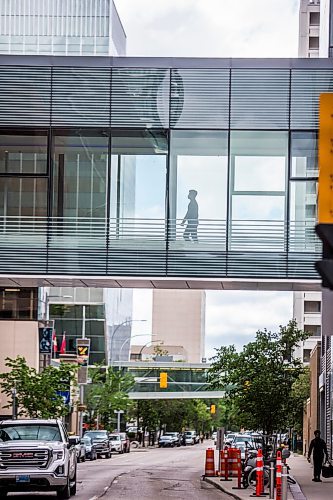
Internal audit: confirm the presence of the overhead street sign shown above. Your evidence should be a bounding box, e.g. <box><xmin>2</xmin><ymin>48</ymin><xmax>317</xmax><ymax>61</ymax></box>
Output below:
<box><xmin>318</xmin><ymin>93</ymin><xmax>333</xmax><ymax>223</ymax></box>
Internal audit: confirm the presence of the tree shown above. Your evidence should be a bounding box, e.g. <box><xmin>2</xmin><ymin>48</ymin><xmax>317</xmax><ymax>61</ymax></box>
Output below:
<box><xmin>0</xmin><ymin>356</ymin><xmax>77</xmax><ymax>418</ymax></box>
<box><xmin>86</xmin><ymin>366</ymin><xmax>134</xmax><ymax>429</ymax></box>
<box><xmin>287</xmin><ymin>367</ymin><xmax>310</xmax><ymax>433</ymax></box>
<box><xmin>208</xmin><ymin>320</ymin><xmax>309</xmax><ymax>435</ymax></box>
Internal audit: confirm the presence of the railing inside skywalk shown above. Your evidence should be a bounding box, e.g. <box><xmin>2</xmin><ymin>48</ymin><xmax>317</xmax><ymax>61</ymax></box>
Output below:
<box><xmin>0</xmin><ymin>216</ymin><xmax>321</xmax><ymax>253</ymax></box>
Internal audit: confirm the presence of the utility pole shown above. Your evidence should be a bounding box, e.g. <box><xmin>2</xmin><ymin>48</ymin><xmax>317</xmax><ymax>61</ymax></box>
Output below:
<box><xmin>114</xmin><ymin>410</ymin><xmax>124</xmax><ymax>432</ymax></box>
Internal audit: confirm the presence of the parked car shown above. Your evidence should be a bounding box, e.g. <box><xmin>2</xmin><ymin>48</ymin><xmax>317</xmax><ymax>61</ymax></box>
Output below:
<box><xmin>119</xmin><ymin>432</ymin><xmax>130</xmax><ymax>453</ymax></box>
<box><xmin>71</xmin><ymin>435</ymin><xmax>86</xmax><ymax>462</ymax></box>
<box><xmin>109</xmin><ymin>434</ymin><xmax>123</xmax><ymax>454</ymax></box>
<box><xmin>80</xmin><ymin>436</ymin><xmax>97</xmax><ymax>461</ymax></box>
<box><xmin>158</xmin><ymin>433</ymin><xmax>178</xmax><ymax>448</ymax></box>
<box><xmin>83</xmin><ymin>430</ymin><xmax>112</xmax><ymax>459</ymax></box>
<box><xmin>0</xmin><ymin>418</ymin><xmax>77</xmax><ymax>498</ymax></box>
<box><xmin>184</xmin><ymin>431</ymin><xmax>199</xmax><ymax>445</ymax></box>
<box><xmin>224</xmin><ymin>432</ymin><xmax>236</xmax><ymax>444</ymax></box>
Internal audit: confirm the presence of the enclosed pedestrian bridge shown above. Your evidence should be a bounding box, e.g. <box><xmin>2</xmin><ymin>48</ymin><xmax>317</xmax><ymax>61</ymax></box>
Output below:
<box><xmin>0</xmin><ymin>55</ymin><xmax>329</xmax><ymax>290</ymax></box>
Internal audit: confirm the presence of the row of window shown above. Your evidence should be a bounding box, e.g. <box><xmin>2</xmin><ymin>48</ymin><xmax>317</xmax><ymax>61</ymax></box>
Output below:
<box><xmin>0</xmin><ymin>130</ymin><xmax>318</xmax><ymax>229</ymax></box>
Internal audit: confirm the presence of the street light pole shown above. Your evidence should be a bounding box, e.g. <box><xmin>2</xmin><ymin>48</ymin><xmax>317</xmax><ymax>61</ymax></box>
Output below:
<box><xmin>118</xmin><ymin>334</ymin><xmax>158</xmax><ymax>365</ymax></box>
<box><xmin>110</xmin><ymin>319</ymin><xmax>146</xmax><ymax>364</ymax></box>
<box><xmin>78</xmin><ymin>305</ymin><xmax>86</xmax><ymax>437</ymax></box>
<box><xmin>114</xmin><ymin>410</ymin><xmax>124</xmax><ymax>432</ymax></box>
<box><xmin>139</xmin><ymin>340</ymin><xmax>164</xmax><ymax>361</ymax></box>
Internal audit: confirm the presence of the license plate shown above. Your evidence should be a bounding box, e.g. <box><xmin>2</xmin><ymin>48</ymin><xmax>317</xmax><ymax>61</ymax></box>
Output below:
<box><xmin>16</xmin><ymin>475</ymin><xmax>30</xmax><ymax>483</ymax></box>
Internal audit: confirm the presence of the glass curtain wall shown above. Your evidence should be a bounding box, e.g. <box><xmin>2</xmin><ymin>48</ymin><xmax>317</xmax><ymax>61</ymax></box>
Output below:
<box><xmin>110</xmin><ymin>130</ymin><xmax>168</xmax><ymax>242</ymax></box>
<box><xmin>0</xmin><ymin>131</ymin><xmax>48</xmax><ymax>219</ymax></box>
<box><xmin>229</xmin><ymin>131</ymin><xmax>288</xmax><ymax>251</ymax></box>
<box><xmin>169</xmin><ymin>130</ymin><xmax>228</xmax><ymax>247</ymax></box>
<box><xmin>52</xmin><ymin>130</ymin><xmax>109</xmax><ymax>219</ymax></box>
<box><xmin>290</xmin><ymin>132</ymin><xmax>319</xmax><ymax>252</ymax></box>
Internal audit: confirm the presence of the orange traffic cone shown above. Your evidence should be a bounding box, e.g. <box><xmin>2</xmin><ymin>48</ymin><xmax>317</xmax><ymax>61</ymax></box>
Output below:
<box><xmin>204</xmin><ymin>448</ymin><xmax>215</xmax><ymax>477</ymax></box>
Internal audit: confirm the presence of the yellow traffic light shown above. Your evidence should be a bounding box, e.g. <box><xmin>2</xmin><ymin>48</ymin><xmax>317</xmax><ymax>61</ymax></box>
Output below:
<box><xmin>210</xmin><ymin>404</ymin><xmax>216</xmax><ymax>414</ymax></box>
<box><xmin>160</xmin><ymin>372</ymin><xmax>168</xmax><ymax>389</ymax></box>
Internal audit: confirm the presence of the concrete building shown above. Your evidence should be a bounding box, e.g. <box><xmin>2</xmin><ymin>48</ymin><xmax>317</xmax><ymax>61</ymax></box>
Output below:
<box><xmin>293</xmin><ymin>292</ymin><xmax>322</xmax><ymax>363</ymax></box>
<box><xmin>0</xmin><ymin>0</ymin><xmax>126</xmax><ymax>56</ymax></box>
<box><xmin>151</xmin><ymin>290</ymin><xmax>205</xmax><ymax>363</ymax></box>
<box><xmin>303</xmin><ymin>342</ymin><xmax>321</xmax><ymax>455</ymax></box>
<box><xmin>299</xmin><ymin>0</ymin><xmax>321</xmax><ymax>58</ymax></box>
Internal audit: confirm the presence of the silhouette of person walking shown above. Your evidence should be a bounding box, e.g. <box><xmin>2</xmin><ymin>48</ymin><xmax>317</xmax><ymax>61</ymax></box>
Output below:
<box><xmin>307</xmin><ymin>429</ymin><xmax>328</xmax><ymax>482</ymax></box>
<box><xmin>181</xmin><ymin>189</ymin><xmax>198</xmax><ymax>242</ymax></box>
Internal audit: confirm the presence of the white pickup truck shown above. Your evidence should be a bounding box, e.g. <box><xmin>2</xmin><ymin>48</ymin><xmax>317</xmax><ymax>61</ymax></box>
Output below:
<box><xmin>0</xmin><ymin>418</ymin><xmax>77</xmax><ymax>498</ymax></box>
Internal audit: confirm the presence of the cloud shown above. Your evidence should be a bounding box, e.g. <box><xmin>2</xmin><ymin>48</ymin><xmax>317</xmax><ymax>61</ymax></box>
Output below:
<box><xmin>115</xmin><ymin>0</ymin><xmax>300</xmax><ymax>58</ymax></box>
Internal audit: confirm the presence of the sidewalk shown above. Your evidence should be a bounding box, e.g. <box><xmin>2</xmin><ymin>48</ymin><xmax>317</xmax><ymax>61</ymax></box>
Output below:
<box><xmin>288</xmin><ymin>453</ymin><xmax>333</xmax><ymax>500</ymax></box>
<box><xmin>204</xmin><ymin>476</ymin><xmax>292</xmax><ymax>499</ymax></box>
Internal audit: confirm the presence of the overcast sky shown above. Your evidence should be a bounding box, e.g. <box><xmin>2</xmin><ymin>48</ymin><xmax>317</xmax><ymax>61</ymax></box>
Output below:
<box><xmin>116</xmin><ymin>0</ymin><xmax>299</xmax><ymax>358</ymax></box>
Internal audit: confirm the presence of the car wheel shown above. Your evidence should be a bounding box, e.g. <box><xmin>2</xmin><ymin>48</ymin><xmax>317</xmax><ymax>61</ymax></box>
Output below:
<box><xmin>81</xmin><ymin>455</ymin><xmax>86</xmax><ymax>462</ymax></box>
<box><xmin>127</xmin><ymin>447</ymin><xmax>130</xmax><ymax>453</ymax></box>
<box><xmin>57</xmin><ymin>478</ymin><xmax>71</xmax><ymax>499</ymax></box>
<box><xmin>70</xmin><ymin>472</ymin><xmax>77</xmax><ymax>496</ymax></box>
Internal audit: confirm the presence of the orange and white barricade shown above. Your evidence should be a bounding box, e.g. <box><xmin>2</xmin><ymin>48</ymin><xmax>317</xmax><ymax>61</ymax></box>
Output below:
<box><xmin>276</xmin><ymin>450</ymin><xmax>282</xmax><ymax>500</ymax></box>
<box><xmin>204</xmin><ymin>448</ymin><xmax>215</xmax><ymax>477</ymax></box>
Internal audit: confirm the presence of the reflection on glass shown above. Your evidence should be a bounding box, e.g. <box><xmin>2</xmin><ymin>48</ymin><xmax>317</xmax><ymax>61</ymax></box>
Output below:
<box><xmin>52</xmin><ymin>131</ymin><xmax>108</xmax><ymax>218</ymax></box>
<box><xmin>0</xmin><ymin>133</ymin><xmax>47</xmax><ymax>174</ymax></box>
<box><xmin>289</xmin><ymin>180</ymin><xmax>318</xmax><ymax>251</ymax></box>
<box><xmin>169</xmin><ymin>130</ymin><xmax>228</xmax><ymax>246</ymax></box>
<box><xmin>291</xmin><ymin>132</ymin><xmax>318</xmax><ymax>178</ymax></box>
<box><xmin>230</xmin><ymin>131</ymin><xmax>288</xmax><ymax>251</ymax></box>
<box><xmin>110</xmin><ymin>130</ymin><xmax>167</xmax><ymax>240</ymax></box>
<box><xmin>0</xmin><ymin>178</ymin><xmax>47</xmax><ymax>217</ymax></box>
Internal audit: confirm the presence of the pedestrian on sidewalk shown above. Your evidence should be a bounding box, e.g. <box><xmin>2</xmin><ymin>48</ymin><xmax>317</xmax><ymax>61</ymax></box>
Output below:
<box><xmin>307</xmin><ymin>430</ymin><xmax>328</xmax><ymax>482</ymax></box>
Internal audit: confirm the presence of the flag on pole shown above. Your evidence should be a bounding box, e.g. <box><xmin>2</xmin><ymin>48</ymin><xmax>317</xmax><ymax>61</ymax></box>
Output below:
<box><xmin>52</xmin><ymin>331</ymin><xmax>58</xmax><ymax>357</ymax></box>
<box><xmin>60</xmin><ymin>332</ymin><xmax>66</xmax><ymax>355</ymax></box>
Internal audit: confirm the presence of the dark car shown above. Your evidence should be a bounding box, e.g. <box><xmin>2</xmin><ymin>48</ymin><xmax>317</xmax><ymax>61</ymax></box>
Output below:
<box><xmin>80</xmin><ymin>436</ymin><xmax>97</xmax><ymax>461</ymax></box>
<box><xmin>83</xmin><ymin>431</ymin><xmax>112</xmax><ymax>459</ymax></box>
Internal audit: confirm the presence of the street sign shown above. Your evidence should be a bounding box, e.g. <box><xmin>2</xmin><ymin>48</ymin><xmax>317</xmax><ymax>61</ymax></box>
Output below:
<box><xmin>39</xmin><ymin>327</ymin><xmax>53</xmax><ymax>354</ymax></box>
<box><xmin>318</xmin><ymin>93</ymin><xmax>333</xmax><ymax>223</ymax></box>
<box><xmin>56</xmin><ymin>390</ymin><xmax>70</xmax><ymax>405</ymax></box>
<box><xmin>76</xmin><ymin>338</ymin><xmax>90</xmax><ymax>367</ymax></box>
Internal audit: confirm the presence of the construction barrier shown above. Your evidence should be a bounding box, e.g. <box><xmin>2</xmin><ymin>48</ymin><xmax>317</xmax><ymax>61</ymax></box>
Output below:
<box><xmin>204</xmin><ymin>448</ymin><xmax>215</xmax><ymax>477</ymax></box>
<box><xmin>219</xmin><ymin>448</ymin><xmax>231</xmax><ymax>481</ymax></box>
<box><xmin>228</xmin><ymin>447</ymin><xmax>241</xmax><ymax>478</ymax></box>
<box><xmin>231</xmin><ymin>448</ymin><xmax>242</xmax><ymax>490</ymax></box>
<box><xmin>254</xmin><ymin>448</ymin><xmax>264</xmax><ymax>497</ymax></box>
<box><xmin>276</xmin><ymin>450</ymin><xmax>282</xmax><ymax>500</ymax></box>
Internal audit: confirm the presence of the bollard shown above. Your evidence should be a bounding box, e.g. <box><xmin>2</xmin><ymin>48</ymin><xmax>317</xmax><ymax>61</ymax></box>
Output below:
<box><xmin>251</xmin><ymin>448</ymin><xmax>264</xmax><ymax>497</ymax></box>
<box><xmin>232</xmin><ymin>448</ymin><xmax>243</xmax><ymax>490</ymax></box>
<box><xmin>204</xmin><ymin>448</ymin><xmax>215</xmax><ymax>477</ymax></box>
<box><xmin>269</xmin><ymin>461</ymin><xmax>275</xmax><ymax>499</ymax></box>
<box><xmin>220</xmin><ymin>448</ymin><xmax>231</xmax><ymax>481</ymax></box>
<box><xmin>281</xmin><ymin>465</ymin><xmax>288</xmax><ymax>500</ymax></box>
<box><xmin>276</xmin><ymin>451</ymin><xmax>282</xmax><ymax>500</ymax></box>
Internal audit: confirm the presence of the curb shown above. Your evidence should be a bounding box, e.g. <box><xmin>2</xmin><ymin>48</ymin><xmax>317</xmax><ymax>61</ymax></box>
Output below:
<box><xmin>203</xmin><ymin>477</ymin><xmax>243</xmax><ymax>500</ymax></box>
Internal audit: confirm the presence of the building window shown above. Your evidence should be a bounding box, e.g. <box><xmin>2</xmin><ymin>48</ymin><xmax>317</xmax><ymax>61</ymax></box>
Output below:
<box><xmin>304</xmin><ymin>300</ymin><xmax>321</xmax><ymax>313</ymax></box>
<box><xmin>304</xmin><ymin>324</ymin><xmax>321</xmax><ymax>337</ymax></box>
<box><xmin>309</xmin><ymin>12</ymin><xmax>320</xmax><ymax>26</ymax></box>
<box><xmin>0</xmin><ymin>288</ymin><xmax>37</xmax><ymax>320</ymax></box>
<box><xmin>52</xmin><ymin>130</ymin><xmax>109</xmax><ymax>219</ymax></box>
<box><xmin>303</xmin><ymin>349</ymin><xmax>312</xmax><ymax>363</ymax></box>
<box><xmin>169</xmin><ymin>130</ymin><xmax>228</xmax><ymax>245</ymax></box>
<box><xmin>0</xmin><ymin>132</ymin><xmax>47</xmax><ymax>174</ymax></box>
<box><xmin>309</xmin><ymin>37</ymin><xmax>319</xmax><ymax>50</ymax></box>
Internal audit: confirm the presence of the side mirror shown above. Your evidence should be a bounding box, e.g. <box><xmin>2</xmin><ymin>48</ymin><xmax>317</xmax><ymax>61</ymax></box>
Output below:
<box><xmin>68</xmin><ymin>437</ymin><xmax>78</xmax><ymax>447</ymax></box>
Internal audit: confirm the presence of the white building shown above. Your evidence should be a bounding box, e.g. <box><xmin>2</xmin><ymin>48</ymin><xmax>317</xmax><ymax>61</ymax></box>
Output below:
<box><xmin>0</xmin><ymin>0</ymin><xmax>126</xmax><ymax>56</ymax></box>
<box><xmin>293</xmin><ymin>292</ymin><xmax>322</xmax><ymax>363</ymax></box>
<box><xmin>299</xmin><ymin>0</ymin><xmax>321</xmax><ymax>57</ymax></box>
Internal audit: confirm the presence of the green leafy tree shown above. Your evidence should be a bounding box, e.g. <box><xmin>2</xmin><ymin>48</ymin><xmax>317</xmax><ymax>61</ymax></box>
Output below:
<box><xmin>86</xmin><ymin>366</ymin><xmax>134</xmax><ymax>429</ymax></box>
<box><xmin>208</xmin><ymin>320</ymin><xmax>309</xmax><ymax>435</ymax></box>
<box><xmin>0</xmin><ymin>356</ymin><xmax>77</xmax><ymax>418</ymax></box>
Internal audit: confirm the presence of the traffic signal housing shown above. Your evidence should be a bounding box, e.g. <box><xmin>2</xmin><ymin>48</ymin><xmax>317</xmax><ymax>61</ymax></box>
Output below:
<box><xmin>315</xmin><ymin>224</ymin><xmax>333</xmax><ymax>289</ymax></box>
<box><xmin>160</xmin><ymin>372</ymin><xmax>168</xmax><ymax>389</ymax></box>
<box><xmin>210</xmin><ymin>404</ymin><xmax>216</xmax><ymax>414</ymax></box>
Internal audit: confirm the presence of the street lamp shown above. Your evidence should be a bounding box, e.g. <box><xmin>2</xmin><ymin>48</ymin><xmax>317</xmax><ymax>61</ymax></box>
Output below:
<box><xmin>139</xmin><ymin>340</ymin><xmax>164</xmax><ymax>361</ymax></box>
<box><xmin>114</xmin><ymin>410</ymin><xmax>124</xmax><ymax>432</ymax></box>
<box><xmin>118</xmin><ymin>334</ymin><xmax>158</xmax><ymax>364</ymax></box>
<box><xmin>110</xmin><ymin>319</ymin><xmax>147</xmax><ymax>363</ymax></box>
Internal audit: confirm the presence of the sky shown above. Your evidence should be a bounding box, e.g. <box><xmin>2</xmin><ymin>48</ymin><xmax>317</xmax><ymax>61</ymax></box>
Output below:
<box><xmin>115</xmin><ymin>0</ymin><xmax>300</xmax><ymax>358</ymax></box>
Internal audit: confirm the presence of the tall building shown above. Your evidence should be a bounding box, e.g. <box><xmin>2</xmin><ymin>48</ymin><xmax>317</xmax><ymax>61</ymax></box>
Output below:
<box><xmin>0</xmin><ymin>0</ymin><xmax>126</xmax><ymax>56</ymax></box>
<box><xmin>151</xmin><ymin>290</ymin><xmax>205</xmax><ymax>363</ymax></box>
<box><xmin>293</xmin><ymin>292</ymin><xmax>322</xmax><ymax>363</ymax></box>
<box><xmin>298</xmin><ymin>0</ymin><xmax>321</xmax><ymax>58</ymax></box>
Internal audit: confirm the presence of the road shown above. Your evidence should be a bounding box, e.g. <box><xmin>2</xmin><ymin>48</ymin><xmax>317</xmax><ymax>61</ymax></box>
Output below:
<box><xmin>7</xmin><ymin>443</ymin><xmax>229</xmax><ymax>499</ymax></box>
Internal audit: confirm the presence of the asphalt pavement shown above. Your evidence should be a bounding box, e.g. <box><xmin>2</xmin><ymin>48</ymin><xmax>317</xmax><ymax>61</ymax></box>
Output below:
<box><xmin>6</xmin><ymin>442</ymin><xmax>228</xmax><ymax>499</ymax></box>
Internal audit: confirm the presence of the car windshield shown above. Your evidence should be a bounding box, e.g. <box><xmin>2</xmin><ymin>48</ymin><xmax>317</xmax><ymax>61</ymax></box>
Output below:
<box><xmin>165</xmin><ymin>433</ymin><xmax>176</xmax><ymax>437</ymax></box>
<box><xmin>0</xmin><ymin>425</ymin><xmax>61</xmax><ymax>442</ymax></box>
<box><xmin>85</xmin><ymin>432</ymin><xmax>107</xmax><ymax>440</ymax></box>
<box><xmin>81</xmin><ymin>438</ymin><xmax>91</xmax><ymax>445</ymax></box>
<box><xmin>185</xmin><ymin>432</ymin><xmax>194</xmax><ymax>436</ymax></box>
<box><xmin>109</xmin><ymin>435</ymin><xmax>120</xmax><ymax>441</ymax></box>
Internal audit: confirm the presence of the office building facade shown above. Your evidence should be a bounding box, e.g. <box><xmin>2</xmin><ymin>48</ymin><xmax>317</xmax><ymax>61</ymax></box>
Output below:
<box><xmin>299</xmin><ymin>0</ymin><xmax>321</xmax><ymax>57</ymax></box>
<box><xmin>0</xmin><ymin>0</ymin><xmax>126</xmax><ymax>56</ymax></box>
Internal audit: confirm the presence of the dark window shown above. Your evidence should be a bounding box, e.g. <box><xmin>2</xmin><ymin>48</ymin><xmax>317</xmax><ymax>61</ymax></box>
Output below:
<box><xmin>304</xmin><ymin>324</ymin><xmax>321</xmax><ymax>337</ymax></box>
<box><xmin>304</xmin><ymin>301</ymin><xmax>321</xmax><ymax>313</ymax></box>
<box><xmin>309</xmin><ymin>12</ymin><xmax>320</xmax><ymax>26</ymax></box>
<box><xmin>86</xmin><ymin>305</ymin><xmax>104</xmax><ymax>319</ymax></box>
<box><xmin>303</xmin><ymin>349</ymin><xmax>312</xmax><ymax>363</ymax></box>
<box><xmin>309</xmin><ymin>37</ymin><xmax>319</xmax><ymax>49</ymax></box>
<box><xmin>0</xmin><ymin>178</ymin><xmax>47</xmax><ymax>217</ymax></box>
<box><xmin>0</xmin><ymin>288</ymin><xmax>37</xmax><ymax>320</ymax></box>
<box><xmin>0</xmin><ymin>132</ymin><xmax>47</xmax><ymax>174</ymax></box>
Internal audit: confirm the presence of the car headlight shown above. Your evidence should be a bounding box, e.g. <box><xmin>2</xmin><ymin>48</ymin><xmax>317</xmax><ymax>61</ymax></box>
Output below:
<box><xmin>53</xmin><ymin>450</ymin><xmax>64</xmax><ymax>460</ymax></box>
